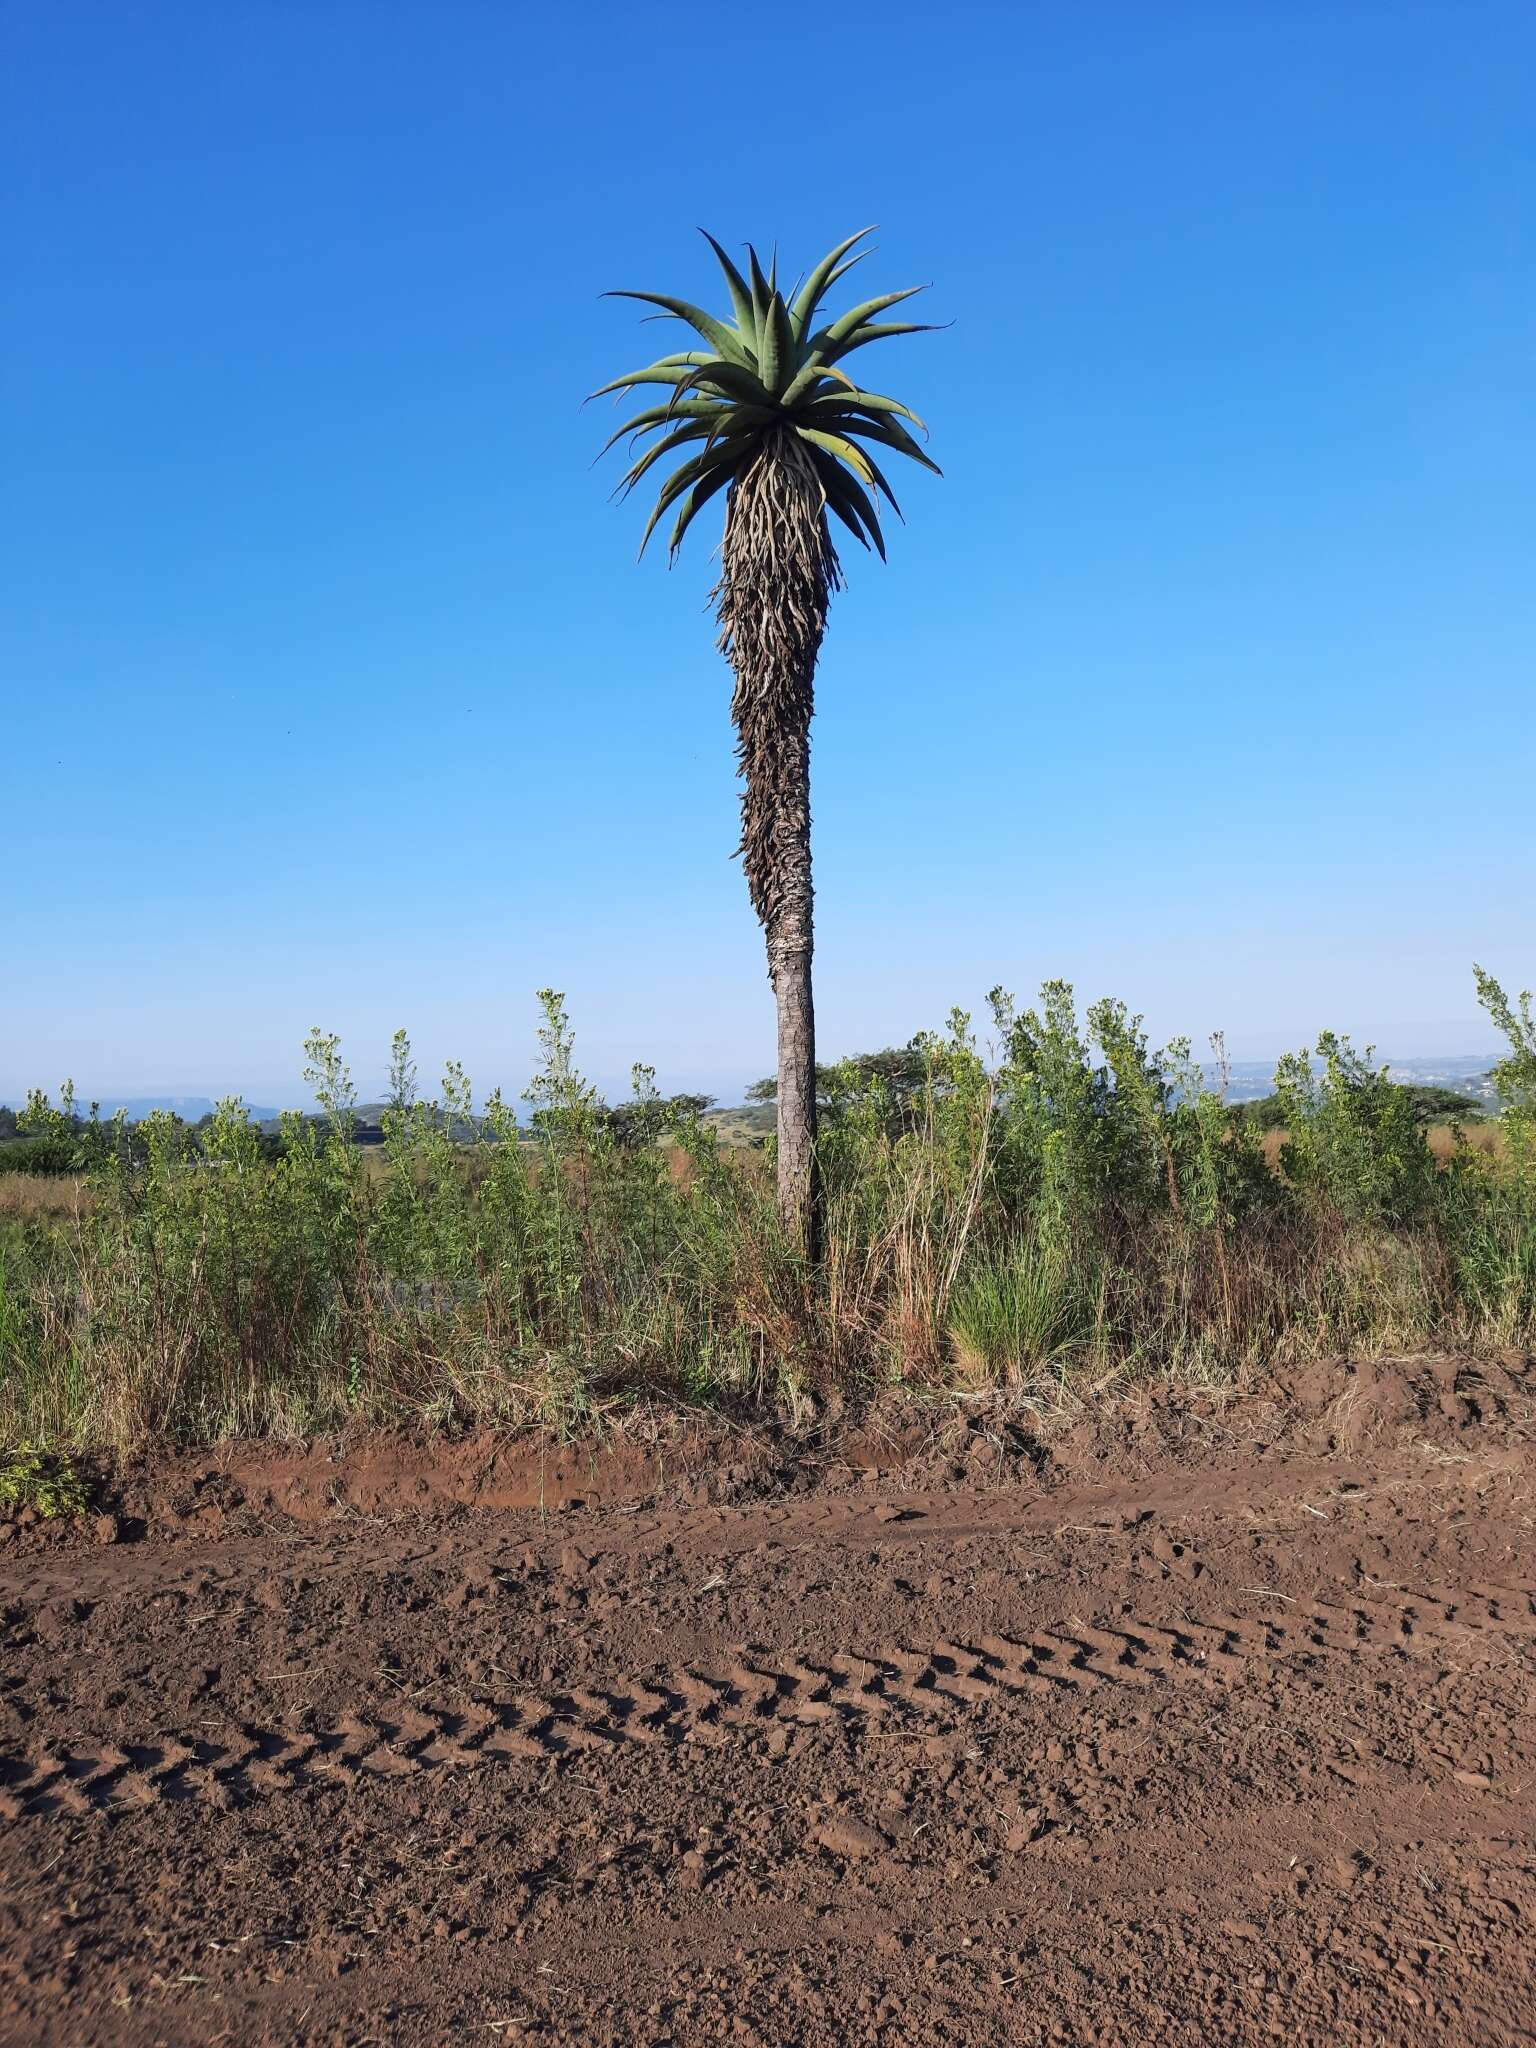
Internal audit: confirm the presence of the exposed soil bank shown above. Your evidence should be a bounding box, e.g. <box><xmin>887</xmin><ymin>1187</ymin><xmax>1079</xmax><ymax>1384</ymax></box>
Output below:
<box><xmin>2</xmin><ymin>1352</ymin><xmax>1533</xmax><ymax>2045</ymax></box>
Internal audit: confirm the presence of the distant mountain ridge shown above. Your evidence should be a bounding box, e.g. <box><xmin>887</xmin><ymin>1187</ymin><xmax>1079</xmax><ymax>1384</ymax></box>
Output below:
<box><xmin>0</xmin><ymin>1095</ymin><xmax>283</xmax><ymax>1125</ymax></box>
<box><xmin>1204</xmin><ymin>1055</ymin><xmax>1500</xmax><ymax>1108</ymax></box>
<box><xmin>1</xmin><ymin>1056</ymin><xmax>1503</xmax><ymax>1126</ymax></box>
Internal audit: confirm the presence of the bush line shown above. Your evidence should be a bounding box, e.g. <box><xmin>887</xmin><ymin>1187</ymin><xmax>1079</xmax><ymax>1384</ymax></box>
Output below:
<box><xmin>2</xmin><ymin>973</ymin><xmax>1533</xmax><ymax>1450</ymax></box>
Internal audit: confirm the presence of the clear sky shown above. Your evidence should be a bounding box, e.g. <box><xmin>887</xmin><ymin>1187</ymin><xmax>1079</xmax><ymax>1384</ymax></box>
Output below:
<box><xmin>5</xmin><ymin>2</ymin><xmax>1533</xmax><ymax>1109</ymax></box>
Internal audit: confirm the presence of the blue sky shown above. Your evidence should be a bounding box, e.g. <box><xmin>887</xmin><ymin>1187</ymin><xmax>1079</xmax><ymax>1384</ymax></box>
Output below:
<box><xmin>6</xmin><ymin>1</ymin><xmax>1533</xmax><ymax>1109</ymax></box>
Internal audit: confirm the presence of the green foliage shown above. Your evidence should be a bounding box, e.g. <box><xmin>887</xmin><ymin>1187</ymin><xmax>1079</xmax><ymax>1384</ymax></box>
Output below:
<box><xmin>1274</xmin><ymin>1034</ymin><xmax>1435</xmax><ymax>1224</ymax></box>
<box><xmin>1237</xmin><ymin>1083</ymin><xmax>1485</xmax><ymax>1132</ymax></box>
<box><xmin>1439</xmin><ymin>1171</ymin><xmax>1536</xmax><ymax>1337</ymax></box>
<box><xmin>989</xmin><ymin>983</ymin><xmax>1171</xmax><ymax>1236</ymax></box>
<box><xmin>594</xmin><ymin>227</ymin><xmax>942</xmax><ymax>559</ymax></box>
<box><xmin>749</xmin><ymin>1044</ymin><xmax>938</xmax><ymax>1138</ymax></box>
<box><xmin>2</xmin><ymin>968</ymin><xmax>1532</xmax><ymax>1446</ymax></box>
<box><xmin>0</xmin><ymin>1442</ymin><xmax>90</xmax><ymax>1519</ymax></box>
<box><xmin>948</xmin><ymin>1236</ymin><xmax>1097</xmax><ymax>1385</ymax></box>
<box><xmin>13</xmin><ymin>1084</ymin><xmax>92</xmax><ymax>1175</ymax></box>
<box><xmin>1476</xmin><ymin>964</ymin><xmax>1536</xmax><ymax>1178</ymax></box>
<box><xmin>0</xmin><ymin>1135</ymin><xmax>83</xmax><ymax>1176</ymax></box>
<box><xmin>1442</xmin><ymin>967</ymin><xmax>1536</xmax><ymax>1331</ymax></box>
<box><xmin>1399</xmin><ymin>1084</ymin><xmax>1486</xmax><ymax>1124</ymax></box>
<box><xmin>1161</xmin><ymin>1034</ymin><xmax>1276</xmax><ymax>1231</ymax></box>
<box><xmin>599</xmin><ymin>1074</ymin><xmax>714</xmax><ymax>1150</ymax></box>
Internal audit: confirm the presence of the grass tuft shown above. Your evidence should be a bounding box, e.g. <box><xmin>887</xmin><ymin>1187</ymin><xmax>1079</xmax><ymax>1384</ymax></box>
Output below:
<box><xmin>0</xmin><ymin>1442</ymin><xmax>92</xmax><ymax>1519</ymax></box>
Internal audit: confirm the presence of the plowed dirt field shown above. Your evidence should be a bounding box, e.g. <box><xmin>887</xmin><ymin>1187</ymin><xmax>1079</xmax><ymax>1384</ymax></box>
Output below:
<box><xmin>3</xmin><ymin>1354</ymin><xmax>1533</xmax><ymax>2045</ymax></box>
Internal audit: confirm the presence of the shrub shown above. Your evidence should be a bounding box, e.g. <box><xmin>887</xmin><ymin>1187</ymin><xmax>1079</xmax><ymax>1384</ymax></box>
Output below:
<box><xmin>2</xmin><ymin>968</ymin><xmax>1531</xmax><ymax>1451</ymax></box>
<box><xmin>1273</xmin><ymin>1034</ymin><xmax>1436</xmax><ymax>1225</ymax></box>
<box><xmin>1476</xmin><ymin>965</ymin><xmax>1536</xmax><ymax>1182</ymax></box>
<box><xmin>0</xmin><ymin>1443</ymin><xmax>90</xmax><ymax>1519</ymax></box>
<box><xmin>1238</xmin><ymin>1083</ymin><xmax>1485</xmax><ymax>1131</ymax></box>
<box><xmin>0</xmin><ymin>1136</ymin><xmax>83</xmax><ymax>1176</ymax></box>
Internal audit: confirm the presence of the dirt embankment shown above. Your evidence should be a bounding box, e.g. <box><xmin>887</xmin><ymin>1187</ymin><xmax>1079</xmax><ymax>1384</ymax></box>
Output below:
<box><xmin>2</xmin><ymin>1352</ymin><xmax>1533</xmax><ymax>2046</ymax></box>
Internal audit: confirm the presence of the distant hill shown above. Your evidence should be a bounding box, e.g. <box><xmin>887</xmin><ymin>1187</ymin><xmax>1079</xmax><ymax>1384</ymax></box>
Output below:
<box><xmin>1215</xmin><ymin>1056</ymin><xmax>1498</xmax><ymax>1109</ymax></box>
<box><xmin>108</xmin><ymin>1095</ymin><xmax>283</xmax><ymax>1124</ymax></box>
<box><xmin>701</xmin><ymin>1102</ymin><xmax>776</xmax><ymax>1146</ymax></box>
<box><xmin>3</xmin><ymin>1054</ymin><xmax>1503</xmax><ymax>1142</ymax></box>
<box><xmin>1235</xmin><ymin>1082</ymin><xmax>1488</xmax><ymax>1131</ymax></box>
<box><xmin>715</xmin><ymin>1057</ymin><xmax>1501</xmax><ymax>1131</ymax></box>
<box><xmin>0</xmin><ymin>1095</ymin><xmax>283</xmax><ymax>1125</ymax></box>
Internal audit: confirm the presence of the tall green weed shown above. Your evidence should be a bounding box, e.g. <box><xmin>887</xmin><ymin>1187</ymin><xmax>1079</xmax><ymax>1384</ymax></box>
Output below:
<box><xmin>3</xmin><ymin>969</ymin><xmax>1532</xmax><ymax>1451</ymax></box>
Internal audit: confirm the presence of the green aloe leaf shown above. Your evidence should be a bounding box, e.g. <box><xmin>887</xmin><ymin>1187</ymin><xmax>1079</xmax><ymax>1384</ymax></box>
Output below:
<box><xmin>828</xmin><ymin>411</ymin><xmax>942</xmax><ymax>476</ymax></box>
<box><xmin>667</xmin><ymin>460</ymin><xmax>736</xmax><ymax>555</ymax></box>
<box><xmin>821</xmin><ymin>285</ymin><xmax>928</xmax><ymax>346</ymax></box>
<box><xmin>671</xmin><ymin>358</ymin><xmax>774</xmax><ymax>408</ymax></box>
<box><xmin>605</xmin><ymin>292</ymin><xmax>755</xmax><ymax>368</ymax></box>
<box><xmin>588</xmin><ymin>355</ymin><xmax>715</xmax><ymax>400</ymax></box>
<box><xmin>596</xmin><ymin>230</ymin><xmax>941</xmax><ymax>562</ymax></box>
<box><xmin>802</xmin><ymin>386</ymin><xmax>928</xmax><ymax>433</ymax></box>
<box><xmin>697</xmin><ymin>231</ymin><xmax>759</xmax><ymax>347</ymax></box>
<box><xmin>776</xmin><ymin>353</ymin><xmax>869</xmax><ymax>410</ymax></box>
<box><xmin>824</xmin><ymin>320</ymin><xmax>945</xmax><ymax>362</ymax></box>
<box><xmin>759</xmin><ymin>292</ymin><xmax>796</xmax><ymax>396</ymax></box>
<box><xmin>794</xmin><ymin>425</ymin><xmax>877</xmax><ymax>488</ymax></box>
<box><xmin>819</xmin><ymin>249</ymin><xmax>874</xmax><ymax>302</ymax></box>
<box><xmin>788</xmin><ymin>226</ymin><xmax>877</xmax><ymax>339</ymax></box>
<box><xmin>617</xmin><ymin>417</ymin><xmax>737</xmax><ymax>497</ymax></box>
<box><xmin>746</xmin><ymin>245</ymin><xmax>773</xmax><ymax>343</ymax></box>
<box><xmin>597</xmin><ymin>398</ymin><xmax>734</xmax><ymax>458</ymax></box>
<box><xmin>775</xmin><ymin>359</ymin><xmax>829</xmax><ymax>410</ymax></box>
<box><xmin>840</xmin><ymin>435</ymin><xmax>903</xmax><ymax>517</ymax></box>
<box><xmin>638</xmin><ymin>440</ymin><xmax>751</xmax><ymax>555</ymax></box>
<box><xmin>806</xmin><ymin>446</ymin><xmax>887</xmax><ymax>558</ymax></box>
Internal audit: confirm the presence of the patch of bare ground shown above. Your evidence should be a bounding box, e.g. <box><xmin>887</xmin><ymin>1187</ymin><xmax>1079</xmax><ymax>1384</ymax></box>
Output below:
<box><xmin>1</xmin><ymin>1352</ymin><xmax>1533</xmax><ymax>2045</ymax></box>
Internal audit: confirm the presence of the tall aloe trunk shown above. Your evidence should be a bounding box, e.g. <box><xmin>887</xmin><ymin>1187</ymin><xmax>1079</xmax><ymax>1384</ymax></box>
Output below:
<box><xmin>716</xmin><ymin>431</ymin><xmax>840</xmax><ymax>1260</ymax></box>
<box><xmin>767</xmin><ymin>772</ymin><xmax>818</xmax><ymax>1262</ymax></box>
<box><xmin>597</xmin><ymin>229</ymin><xmax>943</xmax><ymax>1248</ymax></box>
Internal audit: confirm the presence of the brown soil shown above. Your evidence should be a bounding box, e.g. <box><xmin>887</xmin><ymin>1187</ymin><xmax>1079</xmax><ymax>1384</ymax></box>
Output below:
<box><xmin>2</xmin><ymin>1353</ymin><xmax>1534</xmax><ymax>2046</ymax></box>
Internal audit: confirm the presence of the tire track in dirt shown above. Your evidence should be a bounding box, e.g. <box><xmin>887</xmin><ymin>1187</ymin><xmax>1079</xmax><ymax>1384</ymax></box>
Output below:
<box><xmin>4</xmin><ymin>1577</ymin><xmax>1532</xmax><ymax>1818</ymax></box>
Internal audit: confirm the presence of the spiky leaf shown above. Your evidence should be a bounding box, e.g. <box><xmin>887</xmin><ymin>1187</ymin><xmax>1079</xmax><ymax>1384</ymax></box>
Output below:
<box><xmin>789</xmin><ymin>226</ymin><xmax>876</xmax><ymax>338</ymax></box>
<box><xmin>605</xmin><ymin>292</ymin><xmax>755</xmax><ymax>368</ymax></box>
<box><xmin>597</xmin><ymin>228</ymin><xmax>942</xmax><ymax>565</ymax></box>
<box><xmin>698</xmin><ymin>232</ymin><xmax>758</xmax><ymax>346</ymax></box>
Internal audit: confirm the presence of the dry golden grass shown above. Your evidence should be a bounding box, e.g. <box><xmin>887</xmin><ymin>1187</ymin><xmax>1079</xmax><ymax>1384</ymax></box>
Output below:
<box><xmin>0</xmin><ymin>1172</ymin><xmax>93</xmax><ymax>1222</ymax></box>
<box><xmin>1259</xmin><ymin>1123</ymin><xmax>1506</xmax><ymax>1173</ymax></box>
<box><xmin>1428</xmin><ymin>1120</ymin><xmax>1506</xmax><ymax>1162</ymax></box>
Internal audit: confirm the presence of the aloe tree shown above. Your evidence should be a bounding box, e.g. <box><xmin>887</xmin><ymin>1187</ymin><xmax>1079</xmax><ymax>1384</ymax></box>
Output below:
<box><xmin>593</xmin><ymin>227</ymin><xmax>942</xmax><ymax>1257</ymax></box>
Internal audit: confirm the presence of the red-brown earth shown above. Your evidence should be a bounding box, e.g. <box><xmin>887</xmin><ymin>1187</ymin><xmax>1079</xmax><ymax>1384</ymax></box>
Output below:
<box><xmin>2</xmin><ymin>1353</ymin><xmax>1533</xmax><ymax>2046</ymax></box>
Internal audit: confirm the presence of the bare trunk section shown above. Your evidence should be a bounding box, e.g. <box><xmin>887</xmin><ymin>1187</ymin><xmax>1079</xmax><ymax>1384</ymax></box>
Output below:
<box><xmin>714</xmin><ymin>431</ymin><xmax>840</xmax><ymax>1260</ymax></box>
<box><xmin>768</xmin><ymin>730</ymin><xmax>820</xmax><ymax>1264</ymax></box>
